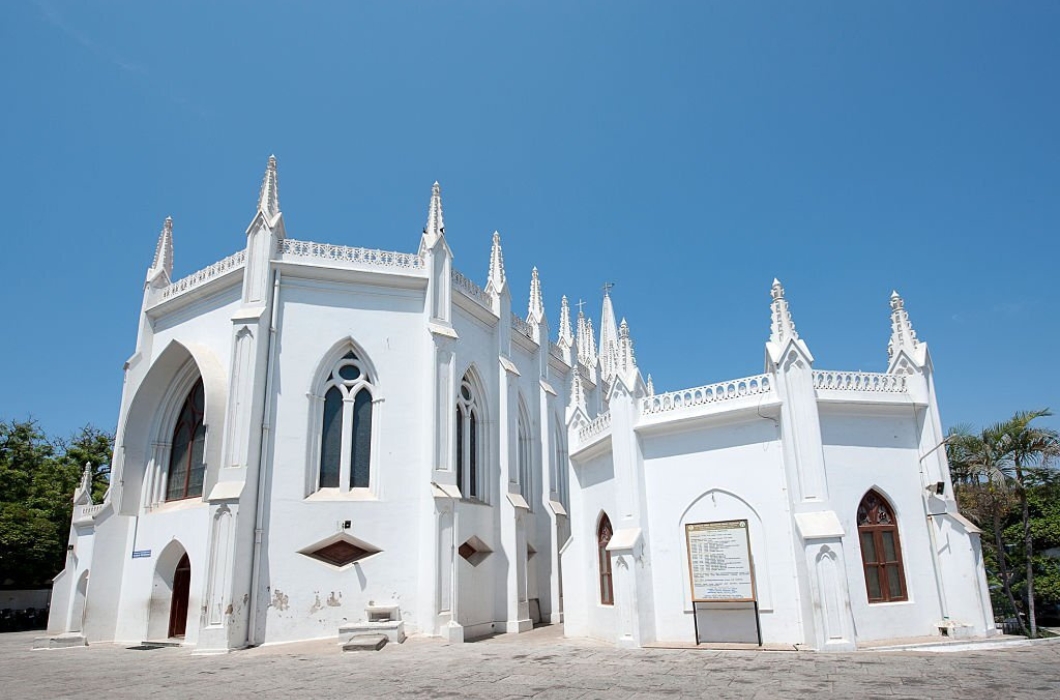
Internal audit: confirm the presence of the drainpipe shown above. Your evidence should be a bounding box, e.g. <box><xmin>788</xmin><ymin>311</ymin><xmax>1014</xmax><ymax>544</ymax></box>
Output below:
<box><xmin>246</xmin><ymin>269</ymin><xmax>281</xmax><ymax>646</ymax></box>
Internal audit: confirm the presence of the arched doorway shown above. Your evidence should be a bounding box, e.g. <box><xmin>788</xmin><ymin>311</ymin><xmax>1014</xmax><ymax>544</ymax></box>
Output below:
<box><xmin>168</xmin><ymin>554</ymin><xmax>191</xmax><ymax>638</ymax></box>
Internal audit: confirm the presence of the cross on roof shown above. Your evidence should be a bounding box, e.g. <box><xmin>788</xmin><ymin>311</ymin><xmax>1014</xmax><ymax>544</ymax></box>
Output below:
<box><xmin>576</xmin><ymin>299</ymin><xmax>586</xmax><ymax>315</ymax></box>
<box><xmin>602</xmin><ymin>282</ymin><xmax>614</xmax><ymax>296</ymax></box>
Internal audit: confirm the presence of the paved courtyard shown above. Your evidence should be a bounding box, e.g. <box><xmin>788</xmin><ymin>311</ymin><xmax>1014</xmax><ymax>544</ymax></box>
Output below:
<box><xmin>3</xmin><ymin>626</ymin><xmax>1059</xmax><ymax>699</ymax></box>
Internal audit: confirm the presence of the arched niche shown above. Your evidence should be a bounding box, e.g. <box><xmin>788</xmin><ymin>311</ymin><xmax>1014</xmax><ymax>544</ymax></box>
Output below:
<box><xmin>147</xmin><ymin>540</ymin><xmax>191</xmax><ymax>641</ymax></box>
<box><xmin>116</xmin><ymin>340</ymin><xmax>228</xmax><ymax>515</ymax></box>
<box><xmin>677</xmin><ymin>489</ymin><xmax>773</xmax><ymax>611</ymax></box>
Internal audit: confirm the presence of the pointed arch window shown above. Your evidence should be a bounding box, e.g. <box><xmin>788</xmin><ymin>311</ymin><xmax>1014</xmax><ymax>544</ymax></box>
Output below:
<box><xmin>166</xmin><ymin>379</ymin><xmax>206</xmax><ymax>501</ymax></box>
<box><xmin>517</xmin><ymin>406</ymin><xmax>532</xmax><ymax>508</ymax></box>
<box><xmin>598</xmin><ymin>513</ymin><xmax>614</xmax><ymax>606</ymax></box>
<box><xmin>857</xmin><ymin>490</ymin><xmax>907</xmax><ymax>603</ymax></box>
<box><xmin>318</xmin><ymin>351</ymin><xmax>375</xmax><ymax>492</ymax></box>
<box><xmin>553</xmin><ymin>415</ymin><xmax>568</xmax><ymax>510</ymax></box>
<box><xmin>456</xmin><ymin>374</ymin><xmax>482</xmax><ymax>500</ymax></box>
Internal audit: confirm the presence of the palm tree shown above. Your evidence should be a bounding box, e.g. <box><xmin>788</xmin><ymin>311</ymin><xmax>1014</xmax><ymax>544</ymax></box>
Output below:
<box><xmin>999</xmin><ymin>410</ymin><xmax>1060</xmax><ymax>638</ymax></box>
<box><xmin>947</xmin><ymin>426</ymin><xmax>1025</xmax><ymax>635</ymax></box>
<box><xmin>949</xmin><ymin>410</ymin><xmax>1060</xmax><ymax>638</ymax></box>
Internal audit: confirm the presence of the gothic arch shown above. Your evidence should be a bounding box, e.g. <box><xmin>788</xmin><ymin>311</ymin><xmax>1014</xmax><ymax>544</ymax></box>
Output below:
<box><xmin>516</xmin><ymin>394</ymin><xmax>534</xmax><ymax>504</ymax></box>
<box><xmin>677</xmin><ymin>489</ymin><xmax>773</xmax><ymax>611</ymax></box>
<box><xmin>305</xmin><ymin>337</ymin><xmax>381</xmax><ymax>496</ymax></box>
<box><xmin>147</xmin><ymin>540</ymin><xmax>193</xmax><ymax>641</ymax></box>
<box><xmin>116</xmin><ymin>340</ymin><xmax>228</xmax><ymax>515</ymax></box>
<box><xmin>455</xmin><ymin>364</ymin><xmax>489</xmax><ymax>501</ymax></box>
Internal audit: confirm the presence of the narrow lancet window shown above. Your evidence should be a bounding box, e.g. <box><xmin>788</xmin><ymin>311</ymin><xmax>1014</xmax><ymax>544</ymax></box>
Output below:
<box><xmin>166</xmin><ymin>378</ymin><xmax>206</xmax><ymax>501</ymax></box>
<box><xmin>598</xmin><ymin>513</ymin><xmax>614</xmax><ymax>605</ymax></box>
<box><xmin>456</xmin><ymin>374</ymin><xmax>483</xmax><ymax>501</ymax></box>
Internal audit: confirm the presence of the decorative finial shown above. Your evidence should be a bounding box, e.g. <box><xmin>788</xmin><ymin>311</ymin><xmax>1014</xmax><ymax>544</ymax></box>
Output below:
<box><xmin>646</xmin><ymin>374</ymin><xmax>655</xmax><ymax>396</ymax></box>
<box><xmin>569</xmin><ymin>366</ymin><xmax>587</xmax><ymax>413</ymax></box>
<box><xmin>150</xmin><ymin>217</ymin><xmax>174</xmax><ymax>279</ymax></box>
<box><xmin>423</xmin><ymin>180</ymin><xmax>445</xmax><ymax>241</ymax></box>
<box><xmin>486</xmin><ymin>231</ymin><xmax>507</xmax><ymax>295</ymax></box>
<box><xmin>769</xmin><ymin>278</ymin><xmax>799</xmax><ymax>345</ymax></box>
<box><xmin>618</xmin><ymin>318</ymin><xmax>636</xmax><ymax>373</ymax></box>
<box><xmin>73</xmin><ymin>462</ymin><xmax>93</xmax><ymax>506</ymax></box>
<box><xmin>258</xmin><ymin>155</ymin><xmax>280</xmax><ymax>218</ymax></box>
<box><xmin>582</xmin><ymin>317</ymin><xmax>598</xmax><ymax>365</ymax></box>
<box><xmin>557</xmin><ymin>295</ymin><xmax>574</xmax><ymax>348</ymax></box>
<box><xmin>527</xmin><ymin>267</ymin><xmax>545</xmax><ymax>323</ymax></box>
<box><xmin>887</xmin><ymin>290</ymin><xmax>920</xmax><ymax>360</ymax></box>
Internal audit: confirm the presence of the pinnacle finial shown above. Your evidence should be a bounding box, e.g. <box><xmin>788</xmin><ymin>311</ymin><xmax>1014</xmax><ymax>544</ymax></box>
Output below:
<box><xmin>569</xmin><ymin>366</ymin><xmax>587</xmax><ymax>413</ymax></box>
<box><xmin>527</xmin><ymin>267</ymin><xmax>545</xmax><ymax>323</ymax></box>
<box><xmin>769</xmin><ymin>278</ymin><xmax>798</xmax><ymax>345</ymax></box>
<box><xmin>618</xmin><ymin>318</ymin><xmax>636</xmax><ymax>373</ymax></box>
<box><xmin>582</xmin><ymin>317</ymin><xmax>598</xmax><ymax>366</ymax></box>
<box><xmin>258</xmin><ymin>155</ymin><xmax>280</xmax><ymax>218</ymax></box>
<box><xmin>557</xmin><ymin>295</ymin><xmax>574</xmax><ymax>348</ymax></box>
<box><xmin>486</xmin><ymin>230</ymin><xmax>507</xmax><ymax>295</ymax></box>
<box><xmin>423</xmin><ymin>180</ymin><xmax>445</xmax><ymax>241</ymax></box>
<box><xmin>887</xmin><ymin>290</ymin><xmax>920</xmax><ymax>360</ymax></box>
<box><xmin>150</xmin><ymin>216</ymin><xmax>174</xmax><ymax>279</ymax></box>
<box><xmin>646</xmin><ymin>374</ymin><xmax>655</xmax><ymax>396</ymax></box>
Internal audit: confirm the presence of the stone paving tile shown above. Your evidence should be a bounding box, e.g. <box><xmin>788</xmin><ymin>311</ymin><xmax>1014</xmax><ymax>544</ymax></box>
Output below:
<box><xmin>4</xmin><ymin>627</ymin><xmax>1060</xmax><ymax>698</ymax></box>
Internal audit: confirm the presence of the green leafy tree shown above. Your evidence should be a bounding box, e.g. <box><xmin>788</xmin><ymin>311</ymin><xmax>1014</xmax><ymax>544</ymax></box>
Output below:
<box><xmin>0</xmin><ymin>419</ymin><xmax>114</xmax><ymax>588</ymax></box>
<box><xmin>949</xmin><ymin>410</ymin><xmax>1060</xmax><ymax>637</ymax></box>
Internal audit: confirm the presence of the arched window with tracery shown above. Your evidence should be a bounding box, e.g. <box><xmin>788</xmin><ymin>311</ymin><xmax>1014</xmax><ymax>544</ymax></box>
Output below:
<box><xmin>456</xmin><ymin>373</ymin><xmax>482</xmax><ymax>500</ymax></box>
<box><xmin>318</xmin><ymin>350</ymin><xmax>374</xmax><ymax>491</ymax></box>
<box><xmin>857</xmin><ymin>490</ymin><xmax>907</xmax><ymax>603</ymax></box>
<box><xmin>166</xmin><ymin>378</ymin><xmax>206</xmax><ymax>501</ymax></box>
<box><xmin>598</xmin><ymin>513</ymin><xmax>614</xmax><ymax>605</ymax></box>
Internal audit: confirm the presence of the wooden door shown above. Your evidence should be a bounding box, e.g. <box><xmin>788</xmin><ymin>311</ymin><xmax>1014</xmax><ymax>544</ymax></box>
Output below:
<box><xmin>168</xmin><ymin>553</ymin><xmax>191</xmax><ymax>638</ymax></box>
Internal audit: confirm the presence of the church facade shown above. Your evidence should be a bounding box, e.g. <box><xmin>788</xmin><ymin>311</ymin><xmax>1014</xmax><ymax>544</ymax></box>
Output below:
<box><xmin>46</xmin><ymin>157</ymin><xmax>994</xmax><ymax>652</ymax></box>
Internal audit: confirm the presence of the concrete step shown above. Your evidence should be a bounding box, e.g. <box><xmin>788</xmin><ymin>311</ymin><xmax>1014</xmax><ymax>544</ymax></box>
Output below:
<box><xmin>342</xmin><ymin>634</ymin><xmax>387</xmax><ymax>652</ymax></box>
<box><xmin>32</xmin><ymin>633</ymin><xmax>88</xmax><ymax>650</ymax></box>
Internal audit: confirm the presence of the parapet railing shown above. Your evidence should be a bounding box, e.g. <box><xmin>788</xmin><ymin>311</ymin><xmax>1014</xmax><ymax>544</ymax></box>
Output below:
<box><xmin>549</xmin><ymin>342</ymin><xmax>567</xmax><ymax>363</ymax></box>
<box><xmin>160</xmin><ymin>249</ymin><xmax>247</xmax><ymax>300</ymax></box>
<box><xmin>812</xmin><ymin>370</ymin><xmax>906</xmax><ymax>393</ymax></box>
<box><xmin>642</xmin><ymin>374</ymin><xmax>773</xmax><ymax>415</ymax></box>
<box><xmin>451</xmin><ymin>269</ymin><xmax>493</xmax><ymax>311</ymax></box>
<box><xmin>278</xmin><ymin>238</ymin><xmax>424</xmax><ymax>270</ymax></box>
<box><xmin>511</xmin><ymin>313</ymin><xmax>534</xmax><ymax>339</ymax></box>
<box><xmin>578</xmin><ymin>411</ymin><xmax>612</xmax><ymax>442</ymax></box>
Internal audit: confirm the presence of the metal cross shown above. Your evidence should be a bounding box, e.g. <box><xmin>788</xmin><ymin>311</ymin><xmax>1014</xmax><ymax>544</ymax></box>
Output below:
<box><xmin>602</xmin><ymin>282</ymin><xmax>614</xmax><ymax>296</ymax></box>
<box><xmin>576</xmin><ymin>299</ymin><xmax>586</xmax><ymax>315</ymax></box>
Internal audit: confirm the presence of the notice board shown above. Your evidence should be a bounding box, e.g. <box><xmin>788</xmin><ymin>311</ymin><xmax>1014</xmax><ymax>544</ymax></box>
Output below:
<box><xmin>685</xmin><ymin>519</ymin><xmax>756</xmax><ymax>603</ymax></box>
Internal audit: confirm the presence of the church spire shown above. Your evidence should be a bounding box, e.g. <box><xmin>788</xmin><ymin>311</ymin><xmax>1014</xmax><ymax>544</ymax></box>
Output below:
<box><xmin>557</xmin><ymin>295</ymin><xmax>574</xmax><ymax>349</ymax></box>
<box><xmin>486</xmin><ymin>231</ymin><xmax>507</xmax><ymax>295</ymax></box>
<box><xmin>769</xmin><ymin>278</ymin><xmax>799</xmax><ymax>345</ymax></box>
<box><xmin>598</xmin><ymin>285</ymin><xmax>619</xmax><ymax>380</ymax></box>
<box><xmin>583</xmin><ymin>317</ymin><xmax>598</xmax><ymax>365</ymax></box>
<box><xmin>527</xmin><ymin>267</ymin><xmax>545</xmax><ymax>323</ymax></box>
<box><xmin>258</xmin><ymin>155</ymin><xmax>280</xmax><ymax>219</ymax></box>
<box><xmin>887</xmin><ymin>290</ymin><xmax>920</xmax><ymax>360</ymax></box>
<box><xmin>149</xmin><ymin>216</ymin><xmax>174</xmax><ymax>280</ymax></box>
<box><xmin>423</xmin><ymin>181</ymin><xmax>445</xmax><ymax>243</ymax></box>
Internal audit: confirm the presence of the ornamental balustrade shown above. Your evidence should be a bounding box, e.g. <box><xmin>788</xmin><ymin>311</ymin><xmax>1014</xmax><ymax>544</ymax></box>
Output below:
<box><xmin>75</xmin><ymin>503</ymin><xmax>105</xmax><ymax>519</ymax></box>
<box><xmin>451</xmin><ymin>269</ymin><xmax>493</xmax><ymax>310</ymax></box>
<box><xmin>511</xmin><ymin>313</ymin><xmax>534</xmax><ymax>339</ymax></box>
<box><xmin>278</xmin><ymin>238</ymin><xmax>424</xmax><ymax>270</ymax></box>
<box><xmin>549</xmin><ymin>342</ymin><xmax>566</xmax><ymax>363</ymax></box>
<box><xmin>578</xmin><ymin>411</ymin><xmax>611</xmax><ymax>442</ymax></box>
<box><xmin>642</xmin><ymin>374</ymin><xmax>772</xmax><ymax>415</ymax></box>
<box><xmin>812</xmin><ymin>370</ymin><xmax>907</xmax><ymax>393</ymax></box>
<box><xmin>160</xmin><ymin>249</ymin><xmax>247</xmax><ymax>300</ymax></box>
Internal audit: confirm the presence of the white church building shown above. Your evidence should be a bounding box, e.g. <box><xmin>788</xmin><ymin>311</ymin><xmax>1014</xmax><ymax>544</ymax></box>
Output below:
<box><xmin>46</xmin><ymin>157</ymin><xmax>995</xmax><ymax>653</ymax></box>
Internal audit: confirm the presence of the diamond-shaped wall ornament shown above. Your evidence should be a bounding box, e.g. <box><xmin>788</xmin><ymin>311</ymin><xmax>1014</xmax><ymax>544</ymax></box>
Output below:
<box><xmin>458</xmin><ymin>535</ymin><xmax>492</xmax><ymax>567</ymax></box>
<box><xmin>298</xmin><ymin>532</ymin><xmax>381</xmax><ymax>569</ymax></box>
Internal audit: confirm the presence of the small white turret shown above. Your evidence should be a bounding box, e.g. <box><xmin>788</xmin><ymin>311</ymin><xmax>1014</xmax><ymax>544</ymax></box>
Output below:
<box><xmin>527</xmin><ymin>267</ymin><xmax>545</xmax><ymax>323</ymax></box>
<box><xmin>258</xmin><ymin>155</ymin><xmax>280</xmax><ymax>221</ymax></box>
<box><xmin>147</xmin><ymin>216</ymin><xmax>174</xmax><ymax>285</ymax></box>
<box><xmin>486</xmin><ymin>231</ymin><xmax>507</xmax><ymax>296</ymax></box>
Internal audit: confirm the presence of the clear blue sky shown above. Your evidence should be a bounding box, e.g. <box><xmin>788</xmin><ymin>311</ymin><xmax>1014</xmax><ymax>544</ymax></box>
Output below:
<box><xmin>2</xmin><ymin>1</ymin><xmax>1058</xmax><ymax>441</ymax></box>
